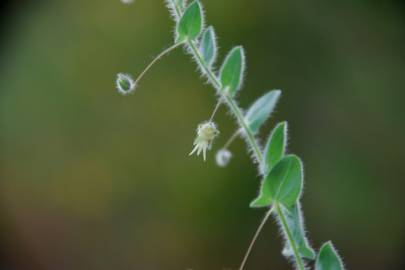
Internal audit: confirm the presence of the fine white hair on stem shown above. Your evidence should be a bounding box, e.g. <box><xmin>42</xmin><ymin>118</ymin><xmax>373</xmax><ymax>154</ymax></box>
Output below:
<box><xmin>224</xmin><ymin>98</ymin><xmax>263</xmax><ymax>167</ymax></box>
<box><xmin>281</xmin><ymin>202</ymin><xmax>314</xmax><ymax>260</ymax></box>
<box><xmin>184</xmin><ymin>41</ymin><xmax>220</xmax><ymax>89</ymax></box>
<box><xmin>275</xmin><ymin>204</ymin><xmax>308</xmax><ymax>270</ymax></box>
<box><xmin>165</xmin><ymin>0</ymin><xmax>181</xmax><ymax>21</ymax></box>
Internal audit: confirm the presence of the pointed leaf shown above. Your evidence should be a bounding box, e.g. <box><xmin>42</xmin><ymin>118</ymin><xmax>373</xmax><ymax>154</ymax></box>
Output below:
<box><xmin>199</xmin><ymin>26</ymin><xmax>217</xmax><ymax>66</ymax></box>
<box><xmin>176</xmin><ymin>1</ymin><xmax>204</xmax><ymax>42</ymax></box>
<box><xmin>316</xmin><ymin>242</ymin><xmax>345</xmax><ymax>270</ymax></box>
<box><xmin>262</xmin><ymin>121</ymin><xmax>288</xmax><ymax>175</ymax></box>
<box><xmin>219</xmin><ymin>46</ymin><xmax>245</xmax><ymax>96</ymax></box>
<box><xmin>245</xmin><ymin>90</ymin><xmax>281</xmax><ymax>134</ymax></box>
<box><xmin>251</xmin><ymin>155</ymin><xmax>303</xmax><ymax>208</ymax></box>
<box><xmin>281</xmin><ymin>203</ymin><xmax>316</xmax><ymax>260</ymax></box>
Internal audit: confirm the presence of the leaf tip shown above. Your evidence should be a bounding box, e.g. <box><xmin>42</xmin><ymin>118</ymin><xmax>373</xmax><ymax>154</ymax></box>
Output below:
<box><xmin>249</xmin><ymin>196</ymin><xmax>271</xmax><ymax>208</ymax></box>
<box><xmin>316</xmin><ymin>241</ymin><xmax>345</xmax><ymax>270</ymax></box>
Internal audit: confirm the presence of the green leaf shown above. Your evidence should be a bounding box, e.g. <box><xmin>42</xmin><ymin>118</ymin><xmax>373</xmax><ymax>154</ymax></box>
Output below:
<box><xmin>316</xmin><ymin>242</ymin><xmax>345</xmax><ymax>270</ymax></box>
<box><xmin>281</xmin><ymin>203</ymin><xmax>316</xmax><ymax>260</ymax></box>
<box><xmin>176</xmin><ymin>1</ymin><xmax>204</xmax><ymax>42</ymax></box>
<box><xmin>219</xmin><ymin>46</ymin><xmax>245</xmax><ymax>96</ymax></box>
<box><xmin>250</xmin><ymin>155</ymin><xmax>303</xmax><ymax>208</ymax></box>
<box><xmin>199</xmin><ymin>26</ymin><xmax>217</xmax><ymax>66</ymax></box>
<box><xmin>262</xmin><ymin>121</ymin><xmax>288</xmax><ymax>175</ymax></box>
<box><xmin>245</xmin><ymin>90</ymin><xmax>281</xmax><ymax>134</ymax></box>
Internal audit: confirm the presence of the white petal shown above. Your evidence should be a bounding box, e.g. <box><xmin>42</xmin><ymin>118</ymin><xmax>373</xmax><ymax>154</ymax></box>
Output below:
<box><xmin>189</xmin><ymin>144</ymin><xmax>199</xmax><ymax>156</ymax></box>
<box><xmin>197</xmin><ymin>145</ymin><xmax>202</xmax><ymax>156</ymax></box>
<box><xmin>203</xmin><ymin>146</ymin><xmax>207</xmax><ymax>161</ymax></box>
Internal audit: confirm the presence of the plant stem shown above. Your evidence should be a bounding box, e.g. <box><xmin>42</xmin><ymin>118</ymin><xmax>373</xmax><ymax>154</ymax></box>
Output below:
<box><xmin>223</xmin><ymin>93</ymin><xmax>263</xmax><ymax>163</ymax></box>
<box><xmin>275</xmin><ymin>203</ymin><xmax>306</xmax><ymax>270</ymax></box>
<box><xmin>135</xmin><ymin>42</ymin><xmax>183</xmax><ymax>86</ymax></box>
<box><xmin>169</xmin><ymin>1</ymin><xmax>264</xmax><ymax>164</ymax></box>
<box><xmin>172</xmin><ymin>0</ymin><xmax>183</xmax><ymax>17</ymax></box>
<box><xmin>168</xmin><ymin>2</ymin><xmax>307</xmax><ymax>270</ymax></box>
<box><xmin>187</xmin><ymin>39</ymin><xmax>263</xmax><ymax>164</ymax></box>
<box><xmin>223</xmin><ymin>129</ymin><xmax>241</xmax><ymax>149</ymax></box>
<box><xmin>239</xmin><ymin>206</ymin><xmax>274</xmax><ymax>270</ymax></box>
<box><xmin>209</xmin><ymin>98</ymin><xmax>223</xmax><ymax>121</ymax></box>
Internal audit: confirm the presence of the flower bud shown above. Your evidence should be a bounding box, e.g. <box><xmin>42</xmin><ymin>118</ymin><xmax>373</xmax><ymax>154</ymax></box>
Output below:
<box><xmin>116</xmin><ymin>73</ymin><xmax>136</xmax><ymax>95</ymax></box>
<box><xmin>216</xmin><ymin>149</ymin><xmax>232</xmax><ymax>167</ymax></box>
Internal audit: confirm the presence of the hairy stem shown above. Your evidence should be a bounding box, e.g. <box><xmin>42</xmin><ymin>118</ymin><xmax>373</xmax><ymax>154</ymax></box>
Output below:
<box><xmin>172</xmin><ymin>0</ymin><xmax>183</xmax><ymax>17</ymax></box>
<box><xmin>276</xmin><ymin>203</ymin><xmax>306</xmax><ymax>270</ymax></box>
<box><xmin>239</xmin><ymin>206</ymin><xmax>274</xmax><ymax>270</ymax></box>
<box><xmin>170</xmin><ymin>1</ymin><xmax>263</xmax><ymax>164</ymax></box>
<box><xmin>223</xmin><ymin>94</ymin><xmax>263</xmax><ymax>163</ymax></box>
<box><xmin>168</xmin><ymin>2</ymin><xmax>306</xmax><ymax>270</ymax></box>
<box><xmin>187</xmin><ymin>39</ymin><xmax>264</xmax><ymax>164</ymax></box>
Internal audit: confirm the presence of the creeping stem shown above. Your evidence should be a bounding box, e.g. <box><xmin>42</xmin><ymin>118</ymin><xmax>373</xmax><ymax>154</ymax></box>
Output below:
<box><xmin>275</xmin><ymin>203</ymin><xmax>306</xmax><ymax>270</ymax></box>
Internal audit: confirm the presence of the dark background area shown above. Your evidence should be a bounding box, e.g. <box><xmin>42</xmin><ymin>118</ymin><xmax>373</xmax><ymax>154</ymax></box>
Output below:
<box><xmin>1</xmin><ymin>0</ymin><xmax>405</xmax><ymax>269</ymax></box>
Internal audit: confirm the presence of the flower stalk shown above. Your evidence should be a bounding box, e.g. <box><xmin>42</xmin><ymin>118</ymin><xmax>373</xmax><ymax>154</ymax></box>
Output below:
<box><xmin>134</xmin><ymin>42</ymin><xmax>183</xmax><ymax>88</ymax></box>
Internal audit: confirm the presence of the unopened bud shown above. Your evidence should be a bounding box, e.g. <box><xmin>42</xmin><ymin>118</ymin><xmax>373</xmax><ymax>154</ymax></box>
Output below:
<box><xmin>116</xmin><ymin>73</ymin><xmax>136</xmax><ymax>95</ymax></box>
<box><xmin>216</xmin><ymin>149</ymin><xmax>232</xmax><ymax>167</ymax></box>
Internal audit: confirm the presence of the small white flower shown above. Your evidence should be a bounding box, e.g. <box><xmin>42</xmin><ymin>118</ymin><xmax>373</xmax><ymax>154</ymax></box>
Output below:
<box><xmin>216</xmin><ymin>149</ymin><xmax>232</xmax><ymax>167</ymax></box>
<box><xmin>116</xmin><ymin>73</ymin><xmax>136</xmax><ymax>95</ymax></box>
<box><xmin>189</xmin><ymin>121</ymin><xmax>219</xmax><ymax>161</ymax></box>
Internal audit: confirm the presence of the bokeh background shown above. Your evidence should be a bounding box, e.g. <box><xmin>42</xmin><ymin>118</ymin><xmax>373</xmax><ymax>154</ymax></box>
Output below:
<box><xmin>1</xmin><ymin>0</ymin><xmax>405</xmax><ymax>269</ymax></box>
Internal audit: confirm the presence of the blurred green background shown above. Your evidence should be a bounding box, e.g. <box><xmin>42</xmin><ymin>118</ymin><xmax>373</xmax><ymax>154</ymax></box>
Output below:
<box><xmin>1</xmin><ymin>0</ymin><xmax>405</xmax><ymax>269</ymax></box>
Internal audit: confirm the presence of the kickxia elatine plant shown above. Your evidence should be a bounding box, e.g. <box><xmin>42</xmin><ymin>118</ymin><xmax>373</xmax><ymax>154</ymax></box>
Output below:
<box><xmin>115</xmin><ymin>1</ymin><xmax>345</xmax><ymax>269</ymax></box>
